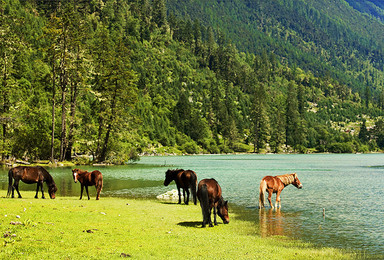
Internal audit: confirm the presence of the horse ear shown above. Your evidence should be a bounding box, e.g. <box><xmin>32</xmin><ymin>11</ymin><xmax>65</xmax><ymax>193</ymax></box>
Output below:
<box><xmin>224</xmin><ymin>201</ymin><xmax>228</xmax><ymax>206</ymax></box>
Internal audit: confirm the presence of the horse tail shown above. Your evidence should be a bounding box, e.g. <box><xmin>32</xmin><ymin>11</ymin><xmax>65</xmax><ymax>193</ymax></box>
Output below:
<box><xmin>97</xmin><ymin>174</ymin><xmax>103</xmax><ymax>191</ymax></box>
<box><xmin>259</xmin><ymin>179</ymin><xmax>267</xmax><ymax>209</ymax></box>
<box><xmin>191</xmin><ymin>173</ymin><xmax>197</xmax><ymax>205</ymax></box>
<box><xmin>199</xmin><ymin>184</ymin><xmax>210</xmax><ymax>225</ymax></box>
<box><xmin>7</xmin><ymin>169</ymin><xmax>13</xmax><ymax>197</ymax></box>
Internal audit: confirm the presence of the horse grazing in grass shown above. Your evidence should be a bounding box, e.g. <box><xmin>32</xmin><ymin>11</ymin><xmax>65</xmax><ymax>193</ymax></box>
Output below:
<box><xmin>259</xmin><ymin>173</ymin><xmax>303</xmax><ymax>209</ymax></box>
<box><xmin>7</xmin><ymin>166</ymin><xmax>57</xmax><ymax>199</ymax></box>
<box><xmin>72</xmin><ymin>169</ymin><xmax>103</xmax><ymax>200</ymax></box>
<box><xmin>164</xmin><ymin>169</ymin><xmax>197</xmax><ymax>205</ymax></box>
<box><xmin>197</xmin><ymin>178</ymin><xmax>229</xmax><ymax>227</ymax></box>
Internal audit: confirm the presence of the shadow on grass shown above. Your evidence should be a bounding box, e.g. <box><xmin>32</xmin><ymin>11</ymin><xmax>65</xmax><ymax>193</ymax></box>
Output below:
<box><xmin>177</xmin><ymin>221</ymin><xmax>201</xmax><ymax>228</ymax></box>
<box><xmin>159</xmin><ymin>201</ymin><xmax>179</xmax><ymax>205</ymax></box>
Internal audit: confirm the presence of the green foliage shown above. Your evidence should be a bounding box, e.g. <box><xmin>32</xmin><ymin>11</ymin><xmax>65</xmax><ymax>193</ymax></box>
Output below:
<box><xmin>1</xmin><ymin>0</ymin><xmax>384</xmax><ymax>164</ymax></box>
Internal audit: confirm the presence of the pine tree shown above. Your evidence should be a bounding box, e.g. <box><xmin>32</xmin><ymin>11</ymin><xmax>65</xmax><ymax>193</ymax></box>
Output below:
<box><xmin>286</xmin><ymin>81</ymin><xmax>300</xmax><ymax>149</ymax></box>
<box><xmin>251</xmin><ymin>82</ymin><xmax>269</xmax><ymax>153</ymax></box>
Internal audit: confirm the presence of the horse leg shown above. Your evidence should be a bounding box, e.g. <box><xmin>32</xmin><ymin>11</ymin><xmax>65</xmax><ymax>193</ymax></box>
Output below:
<box><xmin>14</xmin><ymin>180</ymin><xmax>22</xmax><ymax>198</ymax></box>
<box><xmin>41</xmin><ymin>181</ymin><xmax>45</xmax><ymax>199</ymax></box>
<box><xmin>40</xmin><ymin>181</ymin><xmax>45</xmax><ymax>199</ymax></box>
<box><xmin>177</xmin><ymin>187</ymin><xmax>182</xmax><ymax>204</ymax></box>
<box><xmin>185</xmin><ymin>189</ymin><xmax>190</xmax><ymax>205</ymax></box>
<box><xmin>213</xmin><ymin>207</ymin><xmax>218</xmax><ymax>226</ymax></box>
<box><xmin>208</xmin><ymin>207</ymin><xmax>213</xmax><ymax>227</ymax></box>
<box><xmin>80</xmin><ymin>184</ymin><xmax>84</xmax><ymax>200</ymax></box>
<box><xmin>267</xmin><ymin>189</ymin><xmax>274</xmax><ymax>209</ymax></box>
<box><xmin>96</xmin><ymin>186</ymin><xmax>100</xmax><ymax>200</ymax></box>
<box><xmin>192</xmin><ymin>185</ymin><xmax>197</xmax><ymax>205</ymax></box>
<box><xmin>35</xmin><ymin>183</ymin><xmax>40</xmax><ymax>199</ymax></box>
<box><xmin>276</xmin><ymin>190</ymin><xmax>282</xmax><ymax>209</ymax></box>
<box><xmin>85</xmin><ymin>186</ymin><xmax>90</xmax><ymax>200</ymax></box>
<box><xmin>9</xmin><ymin>179</ymin><xmax>15</xmax><ymax>198</ymax></box>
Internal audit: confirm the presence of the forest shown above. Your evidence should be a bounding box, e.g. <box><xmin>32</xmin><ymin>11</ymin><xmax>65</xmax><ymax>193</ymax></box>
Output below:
<box><xmin>1</xmin><ymin>0</ymin><xmax>384</xmax><ymax>164</ymax></box>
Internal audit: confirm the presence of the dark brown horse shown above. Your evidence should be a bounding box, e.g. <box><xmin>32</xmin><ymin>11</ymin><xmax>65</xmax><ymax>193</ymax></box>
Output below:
<box><xmin>72</xmin><ymin>168</ymin><xmax>103</xmax><ymax>200</ymax></box>
<box><xmin>197</xmin><ymin>178</ymin><xmax>229</xmax><ymax>227</ymax></box>
<box><xmin>164</xmin><ymin>169</ymin><xmax>197</xmax><ymax>205</ymax></box>
<box><xmin>259</xmin><ymin>173</ymin><xmax>303</xmax><ymax>209</ymax></box>
<box><xmin>7</xmin><ymin>166</ymin><xmax>57</xmax><ymax>199</ymax></box>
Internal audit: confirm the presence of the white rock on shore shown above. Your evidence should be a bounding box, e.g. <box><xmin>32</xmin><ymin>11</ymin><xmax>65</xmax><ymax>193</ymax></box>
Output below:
<box><xmin>156</xmin><ymin>189</ymin><xmax>183</xmax><ymax>200</ymax></box>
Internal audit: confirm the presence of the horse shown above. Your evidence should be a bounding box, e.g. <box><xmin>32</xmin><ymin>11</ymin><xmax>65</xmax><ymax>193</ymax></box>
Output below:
<box><xmin>164</xmin><ymin>169</ymin><xmax>197</xmax><ymax>205</ymax></box>
<box><xmin>259</xmin><ymin>173</ymin><xmax>303</xmax><ymax>209</ymax></box>
<box><xmin>197</xmin><ymin>178</ymin><xmax>229</xmax><ymax>227</ymax></box>
<box><xmin>7</xmin><ymin>166</ymin><xmax>57</xmax><ymax>199</ymax></box>
<box><xmin>72</xmin><ymin>168</ymin><xmax>103</xmax><ymax>200</ymax></box>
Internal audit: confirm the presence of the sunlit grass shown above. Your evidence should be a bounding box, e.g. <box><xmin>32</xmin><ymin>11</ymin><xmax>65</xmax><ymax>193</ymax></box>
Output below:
<box><xmin>0</xmin><ymin>191</ymin><xmax>358</xmax><ymax>259</ymax></box>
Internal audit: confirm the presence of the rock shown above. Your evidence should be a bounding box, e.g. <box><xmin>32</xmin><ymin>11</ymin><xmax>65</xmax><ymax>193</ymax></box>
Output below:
<box><xmin>156</xmin><ymin>189</ymin><xmax>183</xmax><ymax>201</ymax></box>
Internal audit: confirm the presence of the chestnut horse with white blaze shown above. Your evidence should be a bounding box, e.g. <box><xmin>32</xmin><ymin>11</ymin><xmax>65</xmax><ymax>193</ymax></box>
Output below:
<box><xmin>197</xmin><ymin>178</ymin><xmax>229</xmax><ymax>227</ymax></box>
<box><xmin>72</xmin><ymin>169</ymin><xmax>103</xmax><ymax>200</ymax></box>
<box><xmin>259</xmin><ymin>173</ymin><xmax>303</xmax><ymax>209</ymax></box>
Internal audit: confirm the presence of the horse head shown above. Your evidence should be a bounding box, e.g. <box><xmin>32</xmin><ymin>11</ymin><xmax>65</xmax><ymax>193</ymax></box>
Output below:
<box><xmin>48</xmin><ymin>183</ymin><xmax>58</xmax><ymax>199</ymax></box>
<box><xmin>292</xmin><ymin>173</ymin><xmax>303</xmax><ymax>189</ymax></box>
<box><xmin>217</xmin><ymin>198</ymin><xmax>229</xmax><ymax>224</ymax></box>
<box><xmin>164</xmin><ymin>169</ymin><xmax>183</xmax><ymax>186</ymax></box>
<box><xmin>72</xmin><ymin>169</ymin><xmax>80</xmax><ymax>183</ymax></box>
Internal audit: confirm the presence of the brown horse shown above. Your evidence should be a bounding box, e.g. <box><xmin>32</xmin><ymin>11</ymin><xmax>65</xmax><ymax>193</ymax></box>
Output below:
<box><xmin>197</xmin><ymin>178</ymin><xmax>229</xmax><ymax>227</ymax></box>
<box><xmin>72</xmin><ymin>169</ymin><xmax>103</xmax><ymax>200</ymax></box>
<box><xmin>164</xmin><ymin>169</ymin><xmax>197</xmax><ymax>205</ymax></box>
<box><xmin>259</xmin><ymin>173</ymin><xmax>303</xmax><ymax>209</ymax></box>
<box><xmin>7</xmin><ymin>166</ymin><xmax>57</xmax><ymax>199</ymax></box>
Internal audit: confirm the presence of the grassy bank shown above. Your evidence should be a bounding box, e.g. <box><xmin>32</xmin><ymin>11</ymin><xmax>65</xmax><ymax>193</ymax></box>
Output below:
<box><xmin>0</xmin><ymin>191</ymin><xmax>357</xmax><ymax>259</ymax></box>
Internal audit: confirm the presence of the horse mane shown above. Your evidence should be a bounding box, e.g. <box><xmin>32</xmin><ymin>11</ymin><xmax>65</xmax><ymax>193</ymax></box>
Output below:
<box><xmin>168</xmin><ymin>169</ymin><xmax>184</xmax><ymax>176</ymax></box>
<box><xmin>38</xmin><ymin>166</ymin><xmax>55</xmax><ymax>184</ymax></box>
<box><xmin>276</xmin><ymin>173</ymin><xmax>296</xmax><ymax>185</ymax></box>
<box><xmin>73</xmin><ymin>168</ymin><xmax>89</xmax><ymax>175</ymax></box>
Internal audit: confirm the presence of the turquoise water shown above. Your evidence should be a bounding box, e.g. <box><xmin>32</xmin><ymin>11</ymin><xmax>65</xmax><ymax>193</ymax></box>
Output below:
<box><xmin>1</xmin><ymin>154</ymin><xmax>383</xmax><ymax>256</ymax></box>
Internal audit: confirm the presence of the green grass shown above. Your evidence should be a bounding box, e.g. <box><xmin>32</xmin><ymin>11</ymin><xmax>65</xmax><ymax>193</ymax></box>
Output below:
<box><xmin>0</xmin><ymin>191</ymin><xmax>359</xmax><ymax>259</ymax></box>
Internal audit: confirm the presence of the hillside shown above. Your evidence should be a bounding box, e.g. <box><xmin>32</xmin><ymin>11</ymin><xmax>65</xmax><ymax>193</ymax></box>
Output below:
<box><xmin>167</xmin><ymin>0</ymin><xmax>384</xmax><ymax>96</ymax></box>
<box><xmin>345</xmin><ymin>0</ymin><xmax>384</xmax><ymax>21</ymax></box>
<box><xmin>1</xmin><ymin>0</ymin><xmax>384</xmax><ymax>164</ymax></box>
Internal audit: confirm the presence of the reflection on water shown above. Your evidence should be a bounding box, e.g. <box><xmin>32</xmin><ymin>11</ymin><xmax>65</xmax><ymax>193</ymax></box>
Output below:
<box><xmin>259</xmin><ymin>209</ymin><xmax>285</xmax><ymax>237</ymax></box>
<box><xmin>258</xmin><ymin>208</ymin><xmax>304</xmax><ymax>239</ymax></box>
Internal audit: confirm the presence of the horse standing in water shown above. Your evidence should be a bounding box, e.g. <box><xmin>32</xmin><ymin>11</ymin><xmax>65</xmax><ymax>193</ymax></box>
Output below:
<box><xmin>72</xmin><ymin>169</ymin><xmax>103</xmax><ymax>200</ymax></box>
<box><xmin>7</xmin><ymin>166</ymin><xmax>57</xmax><ymax>199</ymax></box>
<box><xmin>259</xmin><ymin>173</ymin><xmax>303</xmax><ymax>209</ymax></box>
<box><xmin>197</xmin><ymin>178</ymin><xmax>229</xmax><ymax>227</ymax></box>
<box><xmin>164</xmin><ymin>169</ymin><xmax>197</xmax><ymax>205</ymax></box>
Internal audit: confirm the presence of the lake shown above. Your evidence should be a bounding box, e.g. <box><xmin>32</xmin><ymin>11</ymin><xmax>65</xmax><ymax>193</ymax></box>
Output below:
<box><xmin>1</xmin><ymin>154</ymin><xmax>383</xmax><ymax>257</ymax></box>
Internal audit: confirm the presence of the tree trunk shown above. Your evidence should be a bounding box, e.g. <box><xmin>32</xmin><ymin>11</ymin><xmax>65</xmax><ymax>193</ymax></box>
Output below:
<box><xmin>65</xmin><ymin>80</ymin><xmax>78</xmax><ymax>161</ymax></box>
<box><xmin>50</xmin><ymin>55</ymin><xmax>56</xmax><ymax>163</ymax></box>
<box><xmin>99</xmin><ymin>85</ymin><xmax>118</xmax><ymax>162</ymax></box>
<box><xmin>59</xmin><ymin>31</ymin><xmax>67</xmax><ymax>162</ymax></box>
<box><xmin>1</xmin><ymin>52</ymin><xmax>8</xmax><ymax>160</ymax></box>
<box><xmin>59</xmin><ymin>87</ymin><xmax>67</xmax><ymax>161</ymax></box>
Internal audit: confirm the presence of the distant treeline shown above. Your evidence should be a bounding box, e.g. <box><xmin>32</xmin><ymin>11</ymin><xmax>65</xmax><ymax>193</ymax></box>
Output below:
<box><xmin>1</xmin><ymin>0</ymin><xmax>384</xmax><ymax>164</ymax></box>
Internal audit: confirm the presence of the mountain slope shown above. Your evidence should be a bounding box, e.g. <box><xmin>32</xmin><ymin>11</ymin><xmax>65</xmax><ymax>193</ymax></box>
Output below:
<box><xmin>345</xmin><ymin>0</ymin><xmax>384</xmax><ymax>21</ymax></box>
<box><xmin>167</xmin><ymin>0</ymin><xmax>384</xmax><ymax>97</ymax></box>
